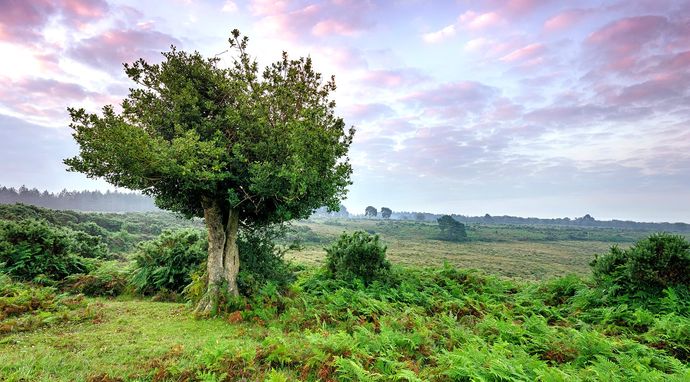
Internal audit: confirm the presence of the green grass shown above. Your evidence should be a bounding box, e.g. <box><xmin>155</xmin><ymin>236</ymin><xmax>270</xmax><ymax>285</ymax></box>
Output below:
<box><xmin>1</xmin><ymin>267</ymin><xmax>689</xmax><ymax>381</ymax></box>
<box><xmin>283</xmin><ymin>219</ymin><xmax>654</xmax><ymax>279</ymax></box>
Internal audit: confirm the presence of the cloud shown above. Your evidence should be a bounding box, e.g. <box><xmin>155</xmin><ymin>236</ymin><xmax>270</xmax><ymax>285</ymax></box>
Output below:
<box><xmin>500</xmin><ymin>43</ymin><xmax>546</xmax><ymax>62</ymax></box>
<box><xmin>544</xmin><ymin>9</ymin><xmax>593</xmax><ymax>31</ymax></box>
<box><xmin>68</xmin><ymin>27</ymin><xmax>181</xmax><ymax>72</ymax></box>
<box><xmin>360</xmin><ymin>68</ymin><xmax>429</xmax><ymax>88</ymax></box>
<box><xmin>423</xmin><ymin>10</ymin><xmax>504</xmax><ymax>44</ymax></box>
<box><xmin>343</xmin><ymin>103</ymin><xmax>394</xmax><ymax>121</ymax></box>
<box><xmin>250</xmin><ymin>0</ymin><xmax>375</xmax><ymax>40</ymax></box>
<box><xmin>404</xmin><ymin>81</ymin><xmax>500</xmax><ymax>118</ymax></box>
<box><xmin>422</xmin><ymin>24</ymin><xmax>456</xmax><ymax>44</ymax></box>
<box><xmin>0</xmin><ymin>0</ymin><xmax>109</xmax><ymax>44</ymax></box>
<box><xmin>458</xmin><ymin>11</ymin><xmax>504</xmax><ymax>30</ymax></box>
<box><xmin>221</xmin><ymin>1</ymin><xmax>238</xmax><ymax>13</ymax></box>
<box><xmin>0</xmin><ymin>77</ymin><xmax>97</xmax><ymax>119</ymax></box>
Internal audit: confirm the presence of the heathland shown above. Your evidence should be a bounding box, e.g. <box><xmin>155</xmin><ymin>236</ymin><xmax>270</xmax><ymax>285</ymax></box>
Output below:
<box><xmin>1</xmin><ymin>204</ymin><xmax>689</xmax><ymax>381</ymax></box>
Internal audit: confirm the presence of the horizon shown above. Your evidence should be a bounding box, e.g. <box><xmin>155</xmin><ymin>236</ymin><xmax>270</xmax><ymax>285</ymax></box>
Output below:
<box><xmin>1</xmin><ymin>183</ymin><xmax>688</xmax><ymax>225</ymax></box>
<box><xmin>1</xmin><ymin>1</ymin><xmax>689</xmax><ymax>223</ymax></box>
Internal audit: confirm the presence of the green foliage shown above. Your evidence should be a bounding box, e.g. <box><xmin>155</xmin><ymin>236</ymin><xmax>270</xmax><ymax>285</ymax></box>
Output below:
<box><xmin>325</xmin><ymin>231</ymin><xmax>391</xmax><ymax>285</ymax></box>
<box><xmin>0</xmin><ymin>219</ymin><xmax>94</xmax><ymax>281</ymax></box>
<box><xmin>63</xmin><ymin>261</ymin><xmax>129</xmax><ymax>297</ymax></box>
<box><xmin>4</xmin><ymin>265</ymin><xmax>690</xmax><ymax>380</ymax></box>
<box><xmin>65</xmin><ymin>30</ymin><xmax>353</xmax><ymax>225</ymax></box>
<box><xmin>130</xmin><ymin>229</ymin><xmax>207</xmax><ymax>296</ymax></box>
<box><xmin>236</xmin><ymin>226</ymin><xmax>296</xmax><ymax>297</ymax></box>
<box><xmin>591</xmin><ymin>233</ymin><xmax>690</xmax><ymax>301</ymax></box>
<box><xmin>0</xmin><ymin>273</ymin><xmax>94</xmax><ymax>334</ymax></box>
<box><xmin>437</xmin><ymin>215</ymin><xmax>467</xmax><ymax>242</ymax></box>
<box><xmin>0</xmin><ymin>203</ymin><xmax>204</xmax><ymax>254</ymax></box>
<box><xmin>380</xmin><ymin>207</ymin><xmax>392</xmax><ymax>219</ymax></box>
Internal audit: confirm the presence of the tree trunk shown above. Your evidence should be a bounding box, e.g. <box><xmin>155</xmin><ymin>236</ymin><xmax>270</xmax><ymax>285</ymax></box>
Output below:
<box><xmin>194</xmin><ymin>197</ymin><xmax>240</xmax><ymax>316</ymax></box>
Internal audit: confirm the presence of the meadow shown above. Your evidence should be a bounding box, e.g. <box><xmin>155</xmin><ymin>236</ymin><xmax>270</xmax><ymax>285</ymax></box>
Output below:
<box><xmin>284</xmin><ymin>218</ymin><xmax>656</xmax><ymax>279</ymax></box>
<box><xmin>1</xmin><ymin>205</ymin><xmax>689</xmax><ymax>381</ymax></box>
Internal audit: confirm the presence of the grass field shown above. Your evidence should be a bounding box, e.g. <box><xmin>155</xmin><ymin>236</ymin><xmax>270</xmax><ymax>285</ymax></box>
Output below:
<box><xmin>2</xmin><ymin>214</ymin><xmax>689</xmax><ymax>381</ymax></box>
<box><xmin>284</xmin><ymin>218</ymin><xmax>653</xmax><ymax>280</ymax></box>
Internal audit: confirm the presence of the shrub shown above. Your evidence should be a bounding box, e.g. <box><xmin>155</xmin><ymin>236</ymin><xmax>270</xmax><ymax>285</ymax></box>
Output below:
<box><xmin>591</xmin><ymin>233</ymin><xmax>690</xmax><ymax>300</ymax></box>
<box><xmin>130</xmin><ymin>229</ymin><xmax>207</xmax><ymax>296</ymax></box>
<box><xmin>237</xmin><ymin>226</ymin><xmax>295</xmax><ymax>296</ymax></box>
<box><xmin>325</xmin><ymin>231</ymin><xmax>390</xmax><ymax>285</ymax></box>
<box><xmin>0</xmin><ymin>219</ymin><xmax>92</xmax><ymax>281</ymax></box>
<box><xmin>63</xmin><ymin>261</ymin><xmax>129</xmax><ymax>297</ymax></box>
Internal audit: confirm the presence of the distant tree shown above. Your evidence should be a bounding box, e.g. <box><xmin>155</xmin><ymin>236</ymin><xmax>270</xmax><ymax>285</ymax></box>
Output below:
<box><xmin>64</xmin><ymin>30</ymin><xmax>354</xmax><ymax>315</ymax></box>
<box><xmin>415</xmin><ymin>213</ymin><xmax>425</xmax><ymax>221</ymax></box>
<box><xmin>437</xmin><ymin>215</ymin><xmax>467</xmax><ymax>242</ymax></box>
<box><xmin>365</xmin><ymin>206</ymin><xmax>377</xmax><ymax>218</ymax></box>
<box><xmin>380</xmin><ymin>207</ymin><xmax>392</xmax><ymax>219</ymax></box>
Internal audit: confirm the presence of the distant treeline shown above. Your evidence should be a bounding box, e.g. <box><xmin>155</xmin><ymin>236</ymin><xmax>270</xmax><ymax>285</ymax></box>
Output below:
<box><xmin>393</xmin><ymin>212</ymin><xmax>690</xmax><ymax>233</ymax></box>
<box><xmin>0</xmin><ymin>185</ymin><xmax>158</xmax><ymax>212</ymax></box>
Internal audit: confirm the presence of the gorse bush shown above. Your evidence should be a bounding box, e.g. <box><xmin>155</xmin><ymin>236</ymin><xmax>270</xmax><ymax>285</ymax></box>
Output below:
<box><xmin>130</xmin><ymin>229</ymin><xmax>207</xmax><ymax>296</ymax></box>
<box><xmin>0</xmin><ymin>219</ymin><xmax>95</xmax><ymax>281</ymax></box>
<box><xmin>591</xmin><ymin>233</ymin><xmax>690</xmax><ymax>301</ymax></box>
<box><xmin>325</xmin><ymin>231</ymin><xmax>391</xmax><ymax>285</ymax></box>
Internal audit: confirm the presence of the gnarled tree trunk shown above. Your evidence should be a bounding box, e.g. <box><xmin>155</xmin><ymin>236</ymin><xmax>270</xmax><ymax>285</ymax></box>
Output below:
<box><xmin>195</xmin><ymin>197</ymin><xmax>240</xmax><ymax>316</ymax></box>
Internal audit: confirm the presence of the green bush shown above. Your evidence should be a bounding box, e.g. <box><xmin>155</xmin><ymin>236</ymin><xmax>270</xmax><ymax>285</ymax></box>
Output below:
<box><xmin>325</xmin><ymin>231</ymin><xmax>391</xmax><ymax>285</ymax></box>
<box><xmin>130</xmin><ymin>229</ymin><xmax>207</xmax><ymax>296</ymax></box>
<box><xmin>63</xmin><ymin>261</ymin><xmax>129</xmax><ymax>297</ymax></box>
<box><xmin>237</xmin><ymin>226</ymin><xmax>295</xmax><ymax>296</ymax></box>
<box><xmin>591</xmin><ymin>233</ymin><xmax>690</xmax><ymax>300</ymax></box>
<box><xmin>0</xmin><ymin>220</ymin><xmax>93</xmax><ymax>281</ymax></box>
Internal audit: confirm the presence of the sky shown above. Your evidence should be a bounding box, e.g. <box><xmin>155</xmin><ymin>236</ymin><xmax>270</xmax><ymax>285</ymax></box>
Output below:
<box><xmin>0</xmin><ymin>0</ymin><xmax>689</xmax><ymax>222</ymax></box>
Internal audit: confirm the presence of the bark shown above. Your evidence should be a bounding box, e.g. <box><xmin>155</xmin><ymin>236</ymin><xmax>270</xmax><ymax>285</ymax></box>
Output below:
<box><xmin>194</xmin><ymin>197</ymin><xmax>240</xmax><ymax>316</ymax></box>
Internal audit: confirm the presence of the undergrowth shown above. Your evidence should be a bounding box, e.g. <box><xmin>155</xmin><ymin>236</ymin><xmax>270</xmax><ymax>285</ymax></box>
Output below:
<box><xmin>87</xmin><ymin>265</ymin><xmax>690</xmax><ymax>381</ymax></box>
<box><xmin>0</xmin><ymin>274</ymin><xmax>96</xmax><ymax>334</ymax></box>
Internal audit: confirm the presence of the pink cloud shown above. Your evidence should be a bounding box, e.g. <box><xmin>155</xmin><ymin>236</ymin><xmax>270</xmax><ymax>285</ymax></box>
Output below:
<box><xmin>500</xmin><ymin>43</ymin><xmax>546</xmax><ymax>62</ymax></box>
<box><xmin>544</xmin><ymin>9</ymin><xmax>592</xmax><ymax>31</ymax></box>
<box><xmin>0</xmin><ymin>77</ymin><xmax>97</xmax><ymax>118</ymax></box>
<box><xmin>502</xmin><ymin>0</ymin><xmax>552</xmax><ymax>17</ymax></box>
<box><xmin>61</xmin><ymin>0</ymin><xmax>109</xmax><ymax>24</ymax></box>
<box><xmin>0</xmin><ymin>0</ymin><xmax>109</xmax><ymax>44</ymax></box>
<box><xmin>69</xmin><ymin>28</ymin><xmax>181</xmax><ymax>72</ymax></box>
<box><xmin>458</xmin><ymin>11</ymin><xmax>504</xmax><ymax>30</ymax></box>
<box><xmin>0</xmin><ymin>0</ymin><xmax>56</xmax><ymax>44</ymax></box>
<box><xmin>251</xmin><ymin>0</ymin><xmax>374</xmax><ymax>40</ymax></box>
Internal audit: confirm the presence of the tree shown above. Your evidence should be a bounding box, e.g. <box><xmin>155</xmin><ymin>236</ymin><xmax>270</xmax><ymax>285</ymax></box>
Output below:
<box><xmin>64</xmin><ymin>30</ymin><xmax>354</xmax><ymax>315</ymax></box>
<box><xmin>380</xmin><ymin>207</ymin><xmax>392</xmax><ymax>219</ymax></box>
<box><xmin>437</xmin><ymin>215</ymin><xmax>467</xmax><ymax>242</ymax></box>
<box><xmin>415</xmin><ymin>213</ymin><xmax>425</xmax><ymax>221</ymax></box>
<box><xmin>365</xmin><ymin>206</ymin><xmax>377</xmax><ymax>218</ymax></box>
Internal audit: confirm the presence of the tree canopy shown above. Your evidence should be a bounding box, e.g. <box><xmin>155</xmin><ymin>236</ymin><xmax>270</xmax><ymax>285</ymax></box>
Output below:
<box><xmin>365</xmin><ymin>206</ymin><xmax>377</xmax><ymax>218</ymax></box>
<box><xmin>437</xmin><ymin>215</ymin><xmax>467</xmax><ymax>242</ymax></box>
<box><xmin>65</xmin><ymin>30</ymin><xmax>354</xmax><ymax>314</ymax></box>
<box><xmin>380</xmin><ymin>207</ymin><xmax>392</xmax><ymax>219</ymax></box>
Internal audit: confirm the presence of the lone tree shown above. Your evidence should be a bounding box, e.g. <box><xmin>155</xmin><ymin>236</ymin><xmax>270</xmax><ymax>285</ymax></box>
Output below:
<box><xmin>65</xmin><ymin>30</ymin><xmax>354</xmax><ymax>315</ymax></box>
<box><xmin>437</xmin><ymin>215</ymin><xmax>467</xmax><ymax>242</ymax></box>
<box><xmin>380</xmin><ymin>207</ymin><xmax>392</xmax><ymax>219</ymax></box>
<box><xmin>365</xmin><ymin>206</ymin><xmax>377</xmax><ymax>218</ymax></box>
